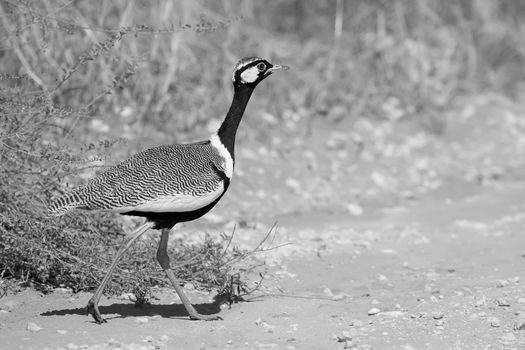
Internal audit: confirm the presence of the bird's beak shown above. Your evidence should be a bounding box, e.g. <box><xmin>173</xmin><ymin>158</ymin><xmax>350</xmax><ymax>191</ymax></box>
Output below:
<box><xmin>267</xmin><ymin>64</ymin><xmax>290</xmax><ymax>74</ymax></box>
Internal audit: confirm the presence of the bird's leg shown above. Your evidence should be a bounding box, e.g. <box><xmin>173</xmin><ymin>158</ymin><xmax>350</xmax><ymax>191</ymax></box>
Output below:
<box><xmin>156</xmin><ymin>228</ymin><xmax>222</xmax><ymax>321</ymax></box>
<box><xmin>87</xmin><ymin>222</ymin><xmax>154</xmax><ymax>324</ymax></box>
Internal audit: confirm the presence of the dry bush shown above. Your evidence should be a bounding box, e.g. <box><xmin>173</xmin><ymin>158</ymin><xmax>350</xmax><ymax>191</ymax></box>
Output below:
<box><xmin>0</xmin><ymin>0</ymin><xmax>251</xmax><ymax>295</ymax></box>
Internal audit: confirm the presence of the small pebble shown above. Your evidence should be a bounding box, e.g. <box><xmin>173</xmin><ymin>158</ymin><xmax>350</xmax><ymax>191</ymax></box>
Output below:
<box><xmin>378</xmin><ymin>274</ymin><xmax>388</xmax><ymax>282</ymax></box>
<box><xmin>119</xmin><ymin>292</ymin><xmax>137</xmax><ymax>302</ymax></box>
<box><xmin>26</xmin><ymin>321</ymin><xmax>43</xmax><ymax>332</ymax></box>
<box><xmin>381</xmin><ymin>311</ymin><xmax>405</xmax><ymax>318</ymax></box>
<box><xmin>0</xmin><ymin>300</ymin><xmax>18</xmax><ymax>311</ymax></box>
<box><xmin>487</xmin><ymin>316</ymin><xmax>500</xmax><ymax>327</ymax></box>
<box><xmin>432</xmin><ymin>312</ymin><xmax>444</xmax><ymax>320</ymax></box>
<box><xmin>331</xmin><ymin>293</ymin><xmax>346</xmax><ymax>301</ymax></box>
<box><xmin>496</xmin><ymin>280</ymin><xmax>509</xmax><ymax>288</ymax></box>
<box><xmin>475</xmin><ymin>296</ymin><xmax>487</xmax><ymax>307</ymax></box>
<box><xmin>500</xmin><ymin>332</ymin><xmax>516</xmax><ymax>344</ymax></box>
<box><xmin>336</xmin><ymin>331</ymin><xmax>352</xmax><ymax>342</ymax></box>
<box><xmin>57</xmin><ymin>329</ymin><xmax>67</xmax><ymax>334</ymax></box>
<box><xmin>497</xmin><ymin>298</ymin><xmax>510</xmax><ymax>307</ymax></box>
<box><xmin>184</xmin><ymin>283</ymin><xmax>195</xmax><ymax>291</ymax></box>
<box><xmin>136</xmin><ymin>317</ymin><xmax>149</xmax><ymax>325</ymax></box>
<box><xmin>368</xmin><ymin>308</ymin><xmax>380</xmax><ymax>316</ymax></box>
<box><xmin>514</xmin><ymin>314</ymin><xmax>525</xmax><ymax>330</ymax></box>
<box><xmin>262</xmin><ymin>322</ymin><xmax>275</xmax><ymax>333</ymax></box>
<box><xmin>350</xmin><ymin>319</ymin><xmax>363</xmax><ymax>327</ymax></box>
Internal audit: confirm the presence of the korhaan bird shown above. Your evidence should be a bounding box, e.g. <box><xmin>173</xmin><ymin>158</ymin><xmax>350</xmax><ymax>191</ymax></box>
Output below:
<box><xmin>49</xmin><ymin>57</ymin><xmax>289</xmax><ymax>323</ymax></box>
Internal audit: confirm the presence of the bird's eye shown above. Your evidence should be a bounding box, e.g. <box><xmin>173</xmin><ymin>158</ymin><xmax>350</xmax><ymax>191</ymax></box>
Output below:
<box><xmin>256</xmin><ymin>63</ymin><xmax>266</xmax><ymax>72</ymax></box>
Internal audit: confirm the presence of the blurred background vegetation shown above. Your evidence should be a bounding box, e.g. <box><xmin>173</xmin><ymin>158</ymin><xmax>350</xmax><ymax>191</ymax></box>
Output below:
<box><xmin>1</xmin><ymin>0</ymin><xmax>525</xmax><ymax>294</ymax></box>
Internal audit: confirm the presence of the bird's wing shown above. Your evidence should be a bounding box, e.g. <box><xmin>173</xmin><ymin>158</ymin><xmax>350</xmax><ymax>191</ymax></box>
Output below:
<box><xmin>49</xmin><ymin>141</ymin><xmax>229</xmax><ymax>215</ymax></box>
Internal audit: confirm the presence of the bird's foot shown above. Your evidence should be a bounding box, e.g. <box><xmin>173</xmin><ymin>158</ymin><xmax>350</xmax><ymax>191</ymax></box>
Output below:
<box><xmin>189</xmin><ymin>312</ymin><xmax>223</xmax><ymax>321</ymax></box>
<box><xmin>86</xmin><ymin>298</ymin><xmax>107</xmax><ymax>324</ymax></box>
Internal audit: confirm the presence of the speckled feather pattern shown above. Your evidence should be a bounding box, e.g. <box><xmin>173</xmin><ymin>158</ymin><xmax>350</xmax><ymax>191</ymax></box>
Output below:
<box><xmin>49</xmin><ymin>140</ymin><xmax>228</xmax><ymax>216</ymax></box>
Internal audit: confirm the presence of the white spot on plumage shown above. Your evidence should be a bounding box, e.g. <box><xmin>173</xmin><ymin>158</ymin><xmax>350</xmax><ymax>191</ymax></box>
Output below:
<box><xmin>240</xmin><ymin>67</ymin><xmax>259</xmax><ymax>84</ymax></box>
<box><xmin>210</xmin><ymin>134</ymin><xmax>234</xmax><ymax>179</ymax></box>
<box><xmin>115</xmin><ymin>184</ymin><xmax>224</xmax><ymax>213</ymax></box>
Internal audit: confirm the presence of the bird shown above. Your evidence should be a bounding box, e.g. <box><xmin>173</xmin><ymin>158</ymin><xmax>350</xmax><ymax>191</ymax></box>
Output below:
<box><xmin>48</xmin><ymin>57</ymin><xmax>289</xmax><ymax>323</ymax></box>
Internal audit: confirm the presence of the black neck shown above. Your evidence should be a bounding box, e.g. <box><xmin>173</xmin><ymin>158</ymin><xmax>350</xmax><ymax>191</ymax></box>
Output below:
<box><xmin>217</xmin><ymin>84</ymin><xmax>254</xmax><ymax>160</ymax></box>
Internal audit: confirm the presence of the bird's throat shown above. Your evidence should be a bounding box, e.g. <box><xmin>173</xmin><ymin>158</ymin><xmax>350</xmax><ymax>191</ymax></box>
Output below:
<box><xmin>217</xmin><ymin>84</ymin><xmax>254</xmax><ymax>160</ymax></box>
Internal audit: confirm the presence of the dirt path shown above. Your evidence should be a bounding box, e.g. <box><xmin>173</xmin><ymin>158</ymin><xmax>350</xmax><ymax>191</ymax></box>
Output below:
<box><xmin>1</xmin><ymin>181</ymin><xmax>525</xmax><ymax>349</ymax></box>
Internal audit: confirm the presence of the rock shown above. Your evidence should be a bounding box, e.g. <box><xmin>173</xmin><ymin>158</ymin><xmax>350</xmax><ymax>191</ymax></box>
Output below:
<box><xmin>368</xmin><ymin>308</ymin><xmax>380</xmax><ymax>316</ymax></box>
<box><xmin>57</xmin><ymin>329</ymin><xmax>67</xmax><ymax>334</ymax></box>
<box><xmin>26</xmin><ymin>321</ymin><xmax>43</xmax><ymax>332</ymax></box>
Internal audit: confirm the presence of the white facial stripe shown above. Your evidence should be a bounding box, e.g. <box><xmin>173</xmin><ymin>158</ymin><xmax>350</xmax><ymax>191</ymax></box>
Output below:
<box><xmin>210</xmin><ymin>134</ymin><xmax>234</xmax><ymax>179</ymax></box>
<box><xmin>232</xmin><ymin>57</ymin><xmax>261</xmax><ymax>82</ymax></box>
<box><xmin>240</xmin><ymin>66</ymin><xmax>259</xmax><ymax>83</ymax></box>
<box><xmin>236</xmin><ymin>58</ymin><xmax>259</xmax><ymax>70</ymax></box>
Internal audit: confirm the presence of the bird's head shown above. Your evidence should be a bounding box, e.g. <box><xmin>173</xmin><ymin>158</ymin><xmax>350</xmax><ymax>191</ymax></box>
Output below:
<box><xmin>232</xmin><ymin>57</ymin><xmax>289</xmax><ymax>88</ymax></box>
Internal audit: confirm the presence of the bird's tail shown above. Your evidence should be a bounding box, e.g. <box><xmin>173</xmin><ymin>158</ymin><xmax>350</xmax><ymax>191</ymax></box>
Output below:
<box><xmin>48</xmin><ymin>191</ymin><xmax>85</xmax><ymax>217</ymax></box>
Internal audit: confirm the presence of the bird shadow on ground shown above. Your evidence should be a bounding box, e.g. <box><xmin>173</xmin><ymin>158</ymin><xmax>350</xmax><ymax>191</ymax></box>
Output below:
<box><xmin>41</xmin><ymin>301</ymin><xmax>222</xmax><ymax>321</ymax></box>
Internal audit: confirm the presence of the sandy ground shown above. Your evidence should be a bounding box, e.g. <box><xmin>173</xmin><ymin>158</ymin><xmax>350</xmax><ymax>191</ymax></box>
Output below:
<box><xmin>2</xmin><ymin>95</ymin><xmax>525</xmax><ymax>349</ymax></box>
<box><xmin>1</xmin><ymin>178</ymin><xmax>525</xmax><ymax>350</ymax></box>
